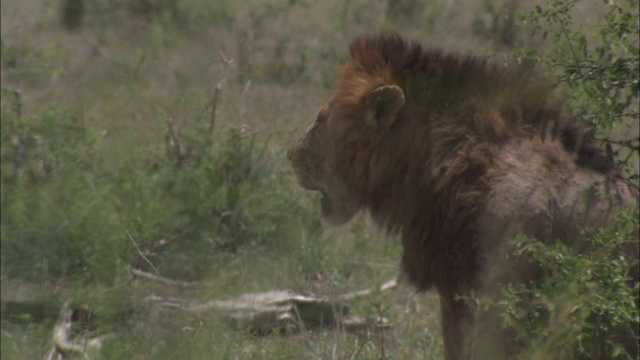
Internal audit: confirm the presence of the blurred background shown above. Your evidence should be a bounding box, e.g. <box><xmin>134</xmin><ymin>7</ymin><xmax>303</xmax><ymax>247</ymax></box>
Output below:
<box><xmin>1</xmin><ymin>1</ymin><xmax>637</xmax><ymax>359</ymax></box>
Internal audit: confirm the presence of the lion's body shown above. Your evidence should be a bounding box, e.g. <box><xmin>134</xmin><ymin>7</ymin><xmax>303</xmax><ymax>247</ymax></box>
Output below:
<box><xmin>288</xmin><ymin>35</ymin><xmax>637</xmax><ymax>359</ymax></box>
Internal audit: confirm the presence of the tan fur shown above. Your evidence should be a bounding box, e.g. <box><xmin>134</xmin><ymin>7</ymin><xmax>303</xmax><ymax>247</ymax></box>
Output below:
<box><xmin>287</xmin><ymin>34</ymin><xmax>638</xmax><ymax>359</ymax></box>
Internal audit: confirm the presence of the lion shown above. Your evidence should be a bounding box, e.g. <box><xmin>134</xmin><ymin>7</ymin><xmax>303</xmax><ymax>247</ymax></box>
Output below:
<box><xmin>287</xmin><ymin>34</ymin><xmax>637</xmax><ymax>359</ymax></box>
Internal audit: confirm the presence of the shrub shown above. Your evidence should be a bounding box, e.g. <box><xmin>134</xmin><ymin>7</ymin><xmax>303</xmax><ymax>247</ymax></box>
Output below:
<box><xmin>502</xmin><ymin>209</ymin><xmax>639</xmax><ymax>359</ymax></box>
<box><xmin>518</xmin><ymin>0</ymin><xmax>639</xmax><ymax>179</ymax></box>
<box><xmin>0</xmin><ymin>105</ymin><xmax>315</xmax><ymax>283</ymax></box>
<box><xmin>158</xmin><ymin>121</ymin><xmax>308</xmax><ymax>252</ymax></box>
<box><xmin>500</xmin><ymin>1</ymin><xmax>640</xmax><ymax>358</ymax></box>
<box><xmin>0</xmin><ymin>108</ymin><xmax>126</xmax><ymax>283</ymax></box>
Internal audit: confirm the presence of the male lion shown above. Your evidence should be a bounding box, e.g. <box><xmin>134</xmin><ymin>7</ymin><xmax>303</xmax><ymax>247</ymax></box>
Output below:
<box><xmin>287</xmin><ymin>34</ymin><xmax>637</xmax><ymax>359</ymax></box>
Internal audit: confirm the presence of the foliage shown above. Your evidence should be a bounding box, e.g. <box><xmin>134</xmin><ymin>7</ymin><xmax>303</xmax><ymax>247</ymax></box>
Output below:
<box><xmin>501</xmin><ymin>209</ymin><xmax>639</xmax><ymax>359</ymax></box>
<box><xmin>156</xmin><ymin>120</ymin><xmax>315</xmax><ymax>256</ymax></box>
<box><xmin>497</xmin><ymin>2</ymin><xmax>640</xmax><ymax>358</ymax></box>
<box><xmin>0</xmin><ymin>103</ymin><xmax>314</xmax><ymax>283</ymax></box>
<box><xmin>518</xmin><ymin>0</ymin><xmax>639</xmax><ymax>179</ymax></box>
<box><xmin>0</xmin><ymin>108</ymin><xmax>127</xmax><ymax>283</ymax></box>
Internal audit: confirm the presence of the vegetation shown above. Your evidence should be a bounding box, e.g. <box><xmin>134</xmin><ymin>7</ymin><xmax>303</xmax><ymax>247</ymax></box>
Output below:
<box><xmin>1</xmin><ymin>0</ymin><xmax>637</xmax><ymax>359</ymax></box>
<box><xmin>518</xmin><ymin>0</ymin><xmax>639</xmax><ymax>179</ymax></box>
<box><xmin>502</xmin><ymin>209</ymin><xmax>639</xmax><ymax>359</ymax></box>
<box><xmin>502</xmin><ymin>1</ymin><xmax>639</xmax><ymax>358</ymax></box>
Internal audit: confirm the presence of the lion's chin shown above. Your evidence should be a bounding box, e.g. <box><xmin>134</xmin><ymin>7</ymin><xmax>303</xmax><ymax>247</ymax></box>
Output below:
<box><xmin>319</xmin><ymin>192</ymin><xmax>358</xmax><ymax>226</ymax></box>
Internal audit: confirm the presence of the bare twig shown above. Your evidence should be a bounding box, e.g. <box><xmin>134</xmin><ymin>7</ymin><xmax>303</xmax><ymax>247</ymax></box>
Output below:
<box><xmin>85</xmin><ymin>333</ymin><xmax>117</xmax><ymax>351</ymax></box>
<box><xmin>131</xmin><ymin>268</ymin><xmax>198</xmax><ymax>288</ymax></box>
<box><xmin>12</xmin><ymin>87</ymin><xmax>22</xmax><ymax>120</ymax></box>
<box><xmin>127</xmin><ymin>230</ymin><xmax>160</xmax><ymax>275</ymax></box>
<box><xmin>337</xmin><ymin>274</ymin><xmax>399</xmax><ymax>301</ymax></box>
<box><xmin>377</xmin><ymin>301</ymin><xmax>387</xmax><ymax>359</ymax></box>
<box><xmin>239</xmin><ymin>128</ymin><xmax>261</xmax><ymax>139</ymax></box>
<box><xmin>140</xmin><ymin>227</ymin><xmax>194</xmax><ymax>258</ymax></box>
<box><xmin>132</xmin><ymin>228</ymin><xmax>194</xmax><ymax>272</ymax></box>
<box><xmin>207</xmin><ymin>50</ymin><xmax>234</xmax><ymax>135</ymax></box>
<box><xmin>166</xmin><ymin>118</ymin><xmax>184</xmax><ymax>166</ymax></box>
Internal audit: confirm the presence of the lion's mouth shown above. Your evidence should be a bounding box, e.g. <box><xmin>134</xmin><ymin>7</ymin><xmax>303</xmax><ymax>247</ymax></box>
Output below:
<box><xmin>292</xmin><ymin>170</ymin><xmax>320</xmax><ymax>192</ymax></box>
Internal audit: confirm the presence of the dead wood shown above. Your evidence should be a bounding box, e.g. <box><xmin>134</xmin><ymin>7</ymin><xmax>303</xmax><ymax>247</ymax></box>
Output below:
<box><xmin>146</xmin><ymin>275</ymin><xmax>399</xmax><ymax>333</ymax></box>
<box><xmin>131</xmin><ymin>268</ymin><xmax>198</xmax><ymax>288</ymax></box>
<box><xmin>45</xmin><ymin>302</ymin><xmax>116</xmax><ymax>360</ymax></box>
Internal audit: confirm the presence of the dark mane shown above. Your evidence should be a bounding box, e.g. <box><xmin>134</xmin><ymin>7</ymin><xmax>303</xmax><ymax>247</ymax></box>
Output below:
<box><xmin>342</xmin><ymin>34</ymin><xmax>613</xmax><ymax>173</ymax></box>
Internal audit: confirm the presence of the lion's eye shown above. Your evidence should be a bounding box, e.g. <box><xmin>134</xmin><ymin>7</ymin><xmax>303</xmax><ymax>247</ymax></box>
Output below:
<box><xmin>316</xmin><ymin>110</ymin><xmax>329</xmax><ymax>124</ymax></box>
<box><xmin>315</xmin><ymin>101</ymin><xmax>334</xmax><ymax>124</ymax></box>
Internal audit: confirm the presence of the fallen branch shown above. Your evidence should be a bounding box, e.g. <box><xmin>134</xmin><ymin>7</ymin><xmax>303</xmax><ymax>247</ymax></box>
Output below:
<box><xmin>46</xmin><ymin>302</ymin><xmax>116</xmax><ymax>360</ymax></box>
<box><xmin>51</xmin><ymin>303</ymin><xmax>84</xmax><ymax>356</ymax></box>
<box><xmin>131</xmin><ymin>268</ymin><xmax>198</xmax><ymax>288</ymax></box>
<box><xmin>146</xmin><ymin>275</ymin><xmax>399</xmax><ymax>333</ymax></box>
<box><xmin>337</xmin><ymin>275</ymin><xmax>398</xmax><ymax>300</ymax></box>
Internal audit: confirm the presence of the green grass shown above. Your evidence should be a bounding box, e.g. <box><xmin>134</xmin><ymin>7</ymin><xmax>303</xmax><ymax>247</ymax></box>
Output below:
<box><xmin>1</xmin><ymin>0</ymin><xmax>637</xmax><ymax>359</ymax></box>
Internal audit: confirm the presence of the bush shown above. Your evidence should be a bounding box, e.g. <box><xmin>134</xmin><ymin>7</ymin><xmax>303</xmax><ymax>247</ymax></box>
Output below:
<box><xmin>0</xmin><ymin>108</ymin><xmax>127</xmax><ymax>283</ymax></box>
<box><xmin>152</xmin><ymin>121</ymin><xmax>315</xmax><ymax>274</ymax></box>
<box><xmin>518</xmin><ymin>0</ymin><xmax>639</xmax><ymax>179</ymax></box>
<box><xmin>502</xmin><ymin>209</ymin><xmax>639</xmax><ymax>359</ymax></box>
<box><xmin>0</xmin><ymin>106</ymin><xmax>314</xmax><ymax>284</ymax></box>
<box><xmin>500</xmin><ymin>1</ymin><xmax>640</xmax><ymax>358</ymax></box>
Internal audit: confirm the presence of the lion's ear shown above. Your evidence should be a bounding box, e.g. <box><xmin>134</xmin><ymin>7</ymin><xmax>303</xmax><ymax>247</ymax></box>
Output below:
<box><xmin>363</xmin><ymin>85</ymin><xmax>405</xmax><ymax>128</ymax></box>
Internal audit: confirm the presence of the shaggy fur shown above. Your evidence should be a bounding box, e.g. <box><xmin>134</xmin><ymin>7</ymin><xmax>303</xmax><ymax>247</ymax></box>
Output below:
<box><xmin>288</xmin><ymin>34</ymin><xmax>637</xmax><ymax>359</ymax></box>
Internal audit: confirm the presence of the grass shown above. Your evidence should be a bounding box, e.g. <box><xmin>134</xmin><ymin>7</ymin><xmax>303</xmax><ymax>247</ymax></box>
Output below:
<box><xmin>1</xmin><ymin>0</ymin><xmax>637</xmax><ymax>359</ymax></box>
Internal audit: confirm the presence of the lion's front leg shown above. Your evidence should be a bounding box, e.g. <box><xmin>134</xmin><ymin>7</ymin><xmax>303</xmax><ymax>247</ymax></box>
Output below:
<box><xmin>440</xmin><ymin>290</ymin><xmax>513</xmax><ymax>360</ymax></box>
<box><xmin>467</xmin><ymin>298</ymin><xmax>513</xmax><ymax>360</ymax></box>
<box><xmin>439</xmin><ymin>292</ymin><xmax>472</xmax><ymax>360</ymax></box>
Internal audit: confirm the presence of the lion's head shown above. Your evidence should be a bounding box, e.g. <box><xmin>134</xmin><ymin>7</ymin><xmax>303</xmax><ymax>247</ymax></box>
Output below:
<box><xmin>287</xmin><ymin>85</ymin><xmax>405</xmax><ymax>226</ymax></box>
<box><xmin>286</xmin><ymin>101</ymin><xmax>358</xmax><ymax>226</ymax></box>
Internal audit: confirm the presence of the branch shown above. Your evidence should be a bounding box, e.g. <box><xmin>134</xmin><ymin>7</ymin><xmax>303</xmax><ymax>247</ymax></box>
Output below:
<box><xmin>52</xmin><ymin>303</ymin><xmax>85</xmax><ymax>354</ymax></box>
<box><xmin>337</xmin><ymin>275</ymin><xmax>399</xmax><ymax>300</ymax></box>
<box><xmin>127</xmin><ymin>230</ymin><xmax>160</xmax><ymax>275</ymax></box>
<box><xmin>138</xmin><ymin>228</ymin><xmax>194</xmax><ymax>259</ymax></box>
<box><xmin>131</xmin><ymin>268</ymin><xmax>198</xmax><ymax>288</ymax></box>
<box><xmin>166</xmin><ymin>118</ymin><xmax>184</xmax><ymax>166</ymax></box>
<box><xmin>145</xmin><ymin>275</ymin><xmax>400</xmax><ymax>333</ymax></box>
<box><xmin>132</xmin><ymin>228</ymin><xmax>193</xmax><ymax>270</ymax></box>
<box><xmin>46</xmin><ymin>302</ymin><xmax>116</xmax><ymax>360</ymax></box>
<box><xmin>207</xmin><ymin>50</ymin><xmax>233</xmax><ymax>136</ymax></box>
